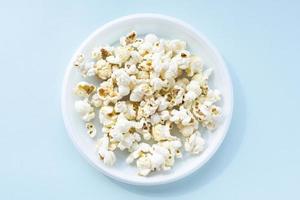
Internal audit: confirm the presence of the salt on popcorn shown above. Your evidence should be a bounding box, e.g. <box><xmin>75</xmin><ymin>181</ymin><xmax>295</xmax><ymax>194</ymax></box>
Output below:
<box><xmin>73</xmin><ymin>31</ymin><xmax>222</xmax><ymax>176</ymax></box>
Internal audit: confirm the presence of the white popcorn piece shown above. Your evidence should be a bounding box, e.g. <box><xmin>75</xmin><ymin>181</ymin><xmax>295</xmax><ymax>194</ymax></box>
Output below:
<box><xmin>150</xmin><ymin>113</ymin><xmax>161</xmax><ymax>125</ymax></box>
<box><xmin>184</xmin><ymin>80</ymin><xmax>202</xmax><ymax>102</ymax></box>
<box><xmin>136</xmin><ymin>155</ymin><xmax>152</xmax><ymax>176</ymax></box>
<box><xmin>106</xmin><ymin>55</ymin><xmax>120</xmax><ymax>65</ymax></box>
<box><xmin>175</xmin><ymin>78</ymin><xmax>189</xmax><ymax>89</ymax></box>
<box><xmin>114</xmin><ymin>101</ymin><xmax>127</xmax><ymax>113</ymax></box>
<box><xmin>129</xmin><ymin>50</ymin><xmax>143</xmax><ymax>64</ymax></box>
<box><xmin>117</xmin><ymin>132</ymin><xmax>141</xmax><ymax>151</ymax></box>
<box><xmin>98</xmin><ymin>135</ymin><xmax>116</xmax><ymax>166</ymax></box>
<box><xmin>138</xmin><ymin>98</ymin><xmax>159</xmax><ymax>118</ymax></box>
<box><xmin>114</xmin><ymin>46</ymin><xmax>130</xmax><ymax>63</ymax></box>
<box><xmin>168</xmin><ymin>40</ymin><xmax>186</xmax><ymax>52</ymax></box>
<box><xmin>74</xmin><ymin>99</ymin><xmax>95</xmax><ymax>122</ymax></box>
<box><xmin>173</xmin><ymin>50</ymin><xmax>191</xmax><ymax>70</ymax></box>
<box><xmin>187</xmin><ymin>56</ymin><xmax>203</xmax><ymax>77</ymax></box>
<box><xmin>159</xmin><ymin>140</ymin><xmax>183</xmax><ymax>165</ymax></box>
<box><xmin>130</xmin><ymin>83</ymin><xmax>150</xmax><ymax>102</ymax></box>
<box><xmin>110</xmin><ymin>113</ymin><xmax>138</xmax><ymax>141</ymax></box>
<box><xmin>99</xmin><ymin>106</ymin><xmax>116</xmax><ymax>127</ymax></box>
<box><xmin>138</xmin><ymin>41</ymin><xmax>152</xmax><ymax>55</ymax></box>
<box><xmin>95</xmin><ymin>59</ymin><xmax>112</xmax><ymax>80</ymax></box>
<box><xmin>150</xmin><ymin>144</ymin><xmax>169</xmax><ymax>171</ymax></box>
<box><xmin>84</xmin><ymin>61</ymin><xmax>96</xmax><ymax>77</ymax></box>
<box><xmin>152</xmin><ymin>123</ymin><xmax>176</xmax><ymax>141</ymax></box>
<box><xmin>160</xmin><ymin>110</ymin><xmax>170</xmax><ymax>121</ymax></box>
<box><xmin>156</xmin><ymin>96</ymin><xmax>170</xmax><ymax>111</ymax></box>
<box><xmin>125</xmin><ymin>63</ymin><xmax>138</xmax><ymax>75</ymax></box>
<box><xmin>170</xmin><ymin>106</ymin><xmax>192</xmax><ymax>125</ymax></box>
<box><xmin>184</xmin><ymin>131</ymin><xmax>205</xmax><ymax>155</ymax></box>
<box><xmin>126</xmin><ymin>143</ymin><xmax>151</xmax><ymax>164</ymax></box>
<box><xmin>169</xmin><ymin>86</ymin><xmax>185</xmax><ymax>107</ymax></box>
<box><xmin>112</xmin><ymin>68</ymin><xmax>133</xmax><ymax>97</ymax></box>
<box><xmin>150</xmin><ymin>77</ymin><xmax>166</xmax><ymax>91</ymax></box>
<box><xmin>90</xmin><ymin>93</ymin><xmax>102</xmax><ymax>107</ymax></box>
<box><xmin>177</xmin><ymin>123</ymin><xmax>197</xmax><ymax>137</ymax></box>
<box><xmin>144</xmin><ymin>34</ymin><xmax>158</xmax><ymax>44</ymax></box>
<box><xmin>124</xmin><ymin>102</ymin><xmax>137</xmax><ymax>120</ymax></box>
<box><xmin>73</xmin><ymin>53</ymin><xmax>84</xmax><ymax>68</ymax></box>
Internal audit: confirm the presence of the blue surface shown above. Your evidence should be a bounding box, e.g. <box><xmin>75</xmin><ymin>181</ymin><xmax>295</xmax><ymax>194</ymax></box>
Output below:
<box><xmin>1</xmin><ymin>0</ymin><xmax>300</xmax><ymax>199</ymax></box>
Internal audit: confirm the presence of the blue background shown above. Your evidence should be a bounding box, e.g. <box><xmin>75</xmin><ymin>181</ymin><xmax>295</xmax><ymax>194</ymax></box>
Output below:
<box><xmin>1</xmin><ymin>0</ymin><xmax>299</xmax><ymax>199</ymax></box>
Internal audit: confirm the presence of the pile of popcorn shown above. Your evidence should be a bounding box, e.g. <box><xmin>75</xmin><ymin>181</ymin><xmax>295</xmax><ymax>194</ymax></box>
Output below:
<box><xmin>73</xmin><ymin>31</ymin><xmax>221</xmax><ymax>176</ymax></box>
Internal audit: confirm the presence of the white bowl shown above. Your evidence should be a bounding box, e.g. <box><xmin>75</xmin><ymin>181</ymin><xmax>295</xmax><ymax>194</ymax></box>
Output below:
<box><xmin>61</xmin><ymin>14</ymin><xmax>233</xmax><ymax>186</ymax></box>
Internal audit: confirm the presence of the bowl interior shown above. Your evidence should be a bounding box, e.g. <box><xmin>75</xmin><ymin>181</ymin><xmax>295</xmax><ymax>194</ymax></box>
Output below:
<box><xmin>62</xmin><ymin>14</ymin><xmax>233</xmax><ymax>185</ymax></box>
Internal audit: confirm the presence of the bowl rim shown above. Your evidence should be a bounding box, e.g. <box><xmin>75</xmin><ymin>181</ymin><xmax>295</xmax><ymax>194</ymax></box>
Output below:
<box><xmin>61</xmin><ymin>13</ymin><xmax>234</xmax><ymax>186</ymax></box>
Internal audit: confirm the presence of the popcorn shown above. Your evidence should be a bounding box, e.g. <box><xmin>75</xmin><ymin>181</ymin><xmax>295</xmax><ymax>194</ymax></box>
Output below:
<box><xmin>97</xmin><ymin>135</ymin><xmax>116</xmax><ymax>166</ymax></box>
<box><xmin>97</xmin><ymin>78</ymin><xmax>120</xmax><ymax>105</ymax></box>
<box><xmin>150</xmin><ymin>144</ymin><xmax>169</xmax><ymax>171</ymax></box>
<box><xmin>184</xmin><ymin>131</ymin><xmax>205</xmax><ymax>154</ymax></box>
<box><xmin>91</xmin><ymin>47</ymin><xmax>112</xmax><ymax>60</ymax></box>
<box><xmin>112</xmin><ymin>68</ymin><xmax>134</xmax><ymax>97</ymax></box>
<box><xmin>192</xmin><ymin>100</ymin><xmax>221</xmax><ymax>130</ymax></box>
<box><xmin>156</xmin><ymin>96</ymin><xmax>169</xmax><ymax>111</ymax></box>
<box><xmin>186</xmin><ymin>56</ymin><xmax>203</xmax><ymax>77</ymax></box>
<box><xmin>73</xmin><ymin>53</ymin><xmax>84</xmax><ymax>68</ymax></box>
<box><xmin>83</xmin><ymin>61</ymin><xmax>96</xmax><ymax>76</ymax></box>
<box><xmin>144</xmin><ymin>34</ymin><xmax>158</xmax><ymax>44</ymax></box>
<box><xmin>106</xmin><ymin>55</ymin><xmax>120</xmax><ymax>65</ymax></box>
<box><xmin>90</xmin><ymin>93</ymin><xmax>102</xmax><ymax>107</ymax></box>
<box><xmin>169</xmin><ymin>40</ymin><xmax>186</xmax><ymax>52</ymax></box>
<box><xmin>136</xmin><ymin>155</ymin><xmax>152</xmax><ymax>176</ymax></box>
<box><xmin>73</xmin><ymin>31</ymin><xmax>222</xmax><ymax>176</ymax></box>
<box><xmin>129</xmin><ymin>51</ymin><xmax>143</xmax><ymax>64</ymax></box>
<box><xmin>184</xmin><ymin>80</ymin><xmax>202</xmax><ymax>102</ymax></box>
<box><xmin>114</xmin><ymin>101</ymin><xmax>127</xmax><ymax>113</ymax></box>
<box><xmin>86</xmin><ymin>122</ymin><xmax>96</xmax><ymax>138</ymax></box>
<box><xmin>130</xmin><ymin>83</ymin><xmax>151</xmax><ymax>102</ymax></box>
<box><xmin>124</xmin><ymin>31</ymin><xmax>137</xmax><ymax>45</ymax></box>
<box><xmin>136</xmin><ymin>71</ymin><xmax>150</xmax><ymax>79</ymax></box>
<box><xmin>150</xmin><ymin>77</ymin><xmax>166</xmax><ymax>91</ymax></box>
<box><xmin>152</xmin><ymin>123</ymin><xmax>176</xmax><ymax>141</ymax></box>
<box><xmin>74</xmin><ymin>99</ymin><xmax>95</xmax><ymax>122</ymax></box>
<box><xmin>95</xmin><ymin>59</ymin><xmax>112</xmax><ymax>80</ymax></box>
<box><xmin>150</xmin><ymin>113</ymin><xmax>161</xmax><ymax>125</ymax></box>
<box><xmin>160</xmin><ymin>140</ymin><xmax>183</xmax><ymax>161</ymax></box>
<box><xmin>114</xmin><ymin>46</ymin><xmax>130</xmax><ymax>63</ymax></box>
<box><xmin>177</xmin><ymin>123</ymin><xmax>198</xmax><ymax>137</ymax></box>
<box><xmin>99</xmin><ymin>105</ymin><xmax>116</xmax><ymax>127</ymax></box>
<box><xmin>124</xmin><ymin>102</ymin><xmax>137</xmax><ymax>120</ymax></box>
<box><xmin>135</xmin><ymin>118</ymin><xmax>152</xmax><ymax>140</ymax></box>
<box><xmin>160</xmin><ymin>110</ymin><xmax>170</xmax><ymax>121</ymax></box>
<box><xmin>117</xmin><ymin>132</ymin><xmax>141</xmax><ymax>151</ymax></box>
<box><xmin>137</xmin><ymin>98</ymin><xmax>159</xmax><ymax>118</ymax></box>
<box><xmin>125</xmin><ymin>63</ymin><xmax>138</xmax><ymax>74</ymax></box>
<box><xmin>110</xmin><ymin>113</ymin><xmax>139</xmax><ymax>141</ymax></box>
<box><xmin>74</xmin><ymin>82</ymin><xmax>96</xmax><ymax>97</ymax></box>
<box><xmin>170</xmin><ymin>106</ymin><xmax>192</xmax><ymax>125</ymax></box>
<box><xmin>169</xmin><ymin>86</ymin><xmax>185</xmax><ymax>107</ymax></box>
<box><xmin>175</xmin><ymin>78</ymin><xmax>189</xmax><ymax>89</ymax></box>
<box><xmin>126</xmin><ymin>143</ymin><xmax>151</xmax><ymax>164</ymax></box>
